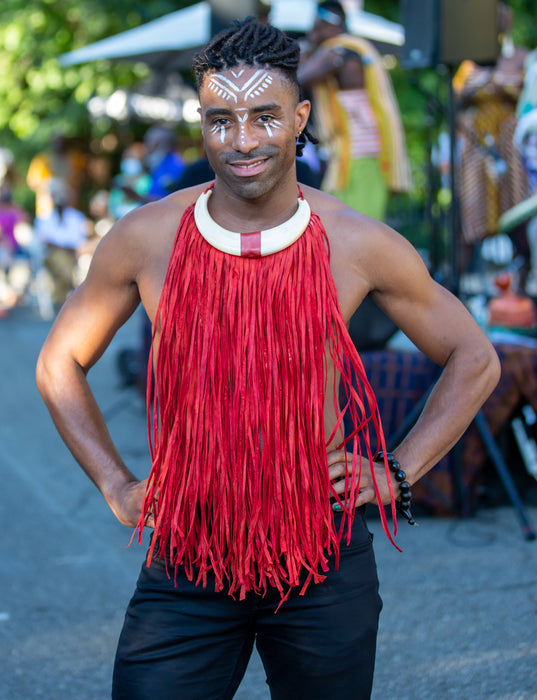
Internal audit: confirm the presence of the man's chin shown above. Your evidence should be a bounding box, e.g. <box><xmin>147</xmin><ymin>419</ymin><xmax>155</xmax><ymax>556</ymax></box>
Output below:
<box><xmin>219</xmin><ymin>174</ymin><xmax>275</xmax><ymax>201</ymax></box>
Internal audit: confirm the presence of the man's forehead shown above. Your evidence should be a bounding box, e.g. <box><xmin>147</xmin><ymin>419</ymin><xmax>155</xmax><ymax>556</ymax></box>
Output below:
<box><xmin>200</xmin><ymin>65</ymin><xmax>289</xmax><ymax>105</ymax></box>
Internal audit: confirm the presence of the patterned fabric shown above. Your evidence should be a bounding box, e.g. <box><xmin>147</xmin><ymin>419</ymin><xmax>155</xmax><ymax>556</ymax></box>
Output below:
<box><xmin>361</xmin><ymin>345</ymin><xmax>537</xmax><ymax>516</ymax></box>
<box><xmin>455</xmin><ymin>60</ymin><xmax>530</xmax><ymax>244</ymax></box>
<box><xmin>336</xmin><ymin>89</ymin><xmax>381</xmax><ymax>158</ymax></box>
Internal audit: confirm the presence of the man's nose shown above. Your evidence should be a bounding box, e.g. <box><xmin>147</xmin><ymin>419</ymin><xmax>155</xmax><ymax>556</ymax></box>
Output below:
<box><xmin>232</xmin><ymin>119</ymin><xmax>260</xmax><ymax>153</ymax></box>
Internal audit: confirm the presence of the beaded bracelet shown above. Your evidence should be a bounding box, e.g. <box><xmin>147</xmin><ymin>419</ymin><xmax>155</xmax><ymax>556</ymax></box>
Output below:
<box><xmin>375</xmin><ymin>450</ymin><xmax>417</xmax><ymax>526</ymax></box>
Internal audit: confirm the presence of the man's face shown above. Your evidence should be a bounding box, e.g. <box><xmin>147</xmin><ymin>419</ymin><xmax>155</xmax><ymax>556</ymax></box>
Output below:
<box><xmin>198</xmin><ymin>65</ymin><xmax>310</xmax><ymax>200</ymax></box>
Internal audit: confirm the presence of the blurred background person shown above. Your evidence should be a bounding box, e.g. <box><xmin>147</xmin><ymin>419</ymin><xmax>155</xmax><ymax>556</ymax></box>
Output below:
<box><xmin>75</xmin><ymin>189</ymin><xmax>115</xmax><ymax>286</ymax></box>
<box><xmin>144</xmin><ymin>125</ymin><xmax>186</xmax><ymax>199</ymax></box>
<box><xmin>0</xmin><ymin>187</ymin><xmax>28</xmax><ymax>261</ymax></box>
<box><xmin>453</xmin><ymin>2</ymin><xmax>531</xmax><ymax>285</ymax></box>
<box><xmin>34</xmin><ymin>178</ymin><xmax>88</xmax><ymax>312</ymax></box>
<box><xmin>298</xmin><ymin>0</ymin><xmax>412</xmax><ymax>220</ymax></box>
<box><xmin>26</xmin><ymin>133</ymin><xmax>86</xmax><ymax>219</ymax></box>
<box><xmin>0</xmin><ymin>187</ymin><xmax>30</xmax><ymax>316</ymax></box>
<box><xmin>108</xmin><ymin>142</ymin><xmax>151</xmax><ymax>220</ymax></box>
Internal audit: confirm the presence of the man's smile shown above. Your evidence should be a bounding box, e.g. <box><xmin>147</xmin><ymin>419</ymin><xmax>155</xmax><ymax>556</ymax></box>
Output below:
<box><xmin>227</xmin><ymin>157</ymin><xmax>269</xmax><ymax>177</ymax></box>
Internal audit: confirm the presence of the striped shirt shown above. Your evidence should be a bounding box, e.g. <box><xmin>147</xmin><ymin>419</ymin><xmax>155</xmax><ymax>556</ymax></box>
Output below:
<box><xmin>336</xmin><ymin>88</ymin><xmax>381</xmax><ymax>158</ymax></box>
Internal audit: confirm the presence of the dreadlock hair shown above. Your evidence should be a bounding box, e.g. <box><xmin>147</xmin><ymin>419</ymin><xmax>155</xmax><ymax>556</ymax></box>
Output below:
<box><xmin>192</xmin><ymin>17</ymin><xmax>317</xmax><ymax>157</ymax></box>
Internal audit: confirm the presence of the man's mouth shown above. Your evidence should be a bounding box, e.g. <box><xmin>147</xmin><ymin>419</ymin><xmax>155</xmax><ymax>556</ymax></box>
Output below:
<box><xmin>227</xmin><ymin>157</ymin><xmax>268</xmax><ymax>177</ymax></box>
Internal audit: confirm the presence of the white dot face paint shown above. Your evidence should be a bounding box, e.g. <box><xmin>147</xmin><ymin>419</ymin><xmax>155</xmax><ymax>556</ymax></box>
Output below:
<box><xmin>236</xmin><ymin>111</ymin><xmax>248</xmax><ymax>146</ymax></box>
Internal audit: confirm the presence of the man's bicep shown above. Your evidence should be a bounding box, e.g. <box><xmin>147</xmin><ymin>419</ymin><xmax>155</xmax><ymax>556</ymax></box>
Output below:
<box><xmin>369</xmin><ymin>239</ymin><xmax>482</xmax><ymax>366</ymax></box>
<box><xmin>390</xmin><ymin>284</ymin><xmax>483</xmax><ymax>364</ymax></box>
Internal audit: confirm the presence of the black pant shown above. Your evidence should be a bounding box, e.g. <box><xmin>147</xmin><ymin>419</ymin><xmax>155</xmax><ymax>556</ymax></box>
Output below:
<box><xmin>112</xmin><ymin>510</ymin><xmax>382</xmax><ymax>700</ymax></box>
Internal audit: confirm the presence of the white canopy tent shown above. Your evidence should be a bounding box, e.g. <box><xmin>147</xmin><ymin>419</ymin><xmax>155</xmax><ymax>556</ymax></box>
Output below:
<box><xmin>59</xmin><ymin>0</ymin><xmax>404</xmax><ymax>69</ymax></box>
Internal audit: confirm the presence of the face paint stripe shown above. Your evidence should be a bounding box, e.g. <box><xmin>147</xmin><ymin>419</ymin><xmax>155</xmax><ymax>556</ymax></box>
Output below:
<box><xmin>209</xmin><ymin>71</ymin><xmax>274</xmax><ymax>105</ymax></box>
<box><xmin>244</xmin><ymin>74</ymin><xmax>273</xmax><ymax>101</ymax></box>
<box><xmin>211</xmin><ymin>75</ymin><xmax>241</xmax><ymax>91</ymax></box>
<box><xmin>237</xmin><ymin>69</ymin><xmax>265</xmax><ymax>92</ymax></box>
<box><xmin>209</xmin><ymin>123</ymin><xmax>226</xmax><ymax>143</ymax></box>
<box><xmin>208</xmin><ymin>77</ymin><xmax>239</xmax><ymax>103</ymax></box>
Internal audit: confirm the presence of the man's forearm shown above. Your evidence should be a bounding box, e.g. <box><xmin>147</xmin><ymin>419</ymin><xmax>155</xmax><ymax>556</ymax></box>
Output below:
<box><xmin>36</xmin><ymin>354</ymin><xmax>138</xmax><ymax>508</ymax></box>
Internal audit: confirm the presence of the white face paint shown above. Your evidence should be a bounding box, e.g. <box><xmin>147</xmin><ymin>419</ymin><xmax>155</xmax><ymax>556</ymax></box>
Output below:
<box><xmin>236</xmin><ymin>110</ymin><xmax>248</xmax><ymax>146</ymax></box>
<box><xmin>200</xmin><ymin>65</ymin><xmax>310</xmax><ymax>200</ymax></box>
<box><xmin>207</xmin><ymin>69</ymin><xmax>274</xmax><ymax>104</ymax></box>
<box><xmin>207</xmin><ymin>69</ymin><xmax>286</xmax><ymax>145</ymax></box>
<box><xmin>209</xmin><ymin>122</ymin><xmax>227</xmax><ymax>143</ymax></box>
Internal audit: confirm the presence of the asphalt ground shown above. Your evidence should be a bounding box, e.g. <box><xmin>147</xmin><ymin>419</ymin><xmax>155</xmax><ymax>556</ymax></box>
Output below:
<box><xmin>1</xmin><ymin>305</ymin><xmax>536</xmax><ymax>699</ymax></box>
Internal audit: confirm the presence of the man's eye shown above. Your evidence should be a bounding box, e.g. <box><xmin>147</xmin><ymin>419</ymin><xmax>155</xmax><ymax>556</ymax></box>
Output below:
<box><xmin>258</xmin><ymin>114</ymin><xmax>273</xmax><ymax>123</ymax></box>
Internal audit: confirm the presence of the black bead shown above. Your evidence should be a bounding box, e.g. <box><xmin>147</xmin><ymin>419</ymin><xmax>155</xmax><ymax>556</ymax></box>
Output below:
<box><xmin>398</xmin><ymin>505</ymin><xmax>417</xmax><ymax>525</ymax></box>
<box><xmin>375</xmin><ymin>451</ymin><xmax>417</xmax><ymax>526</ymax></box>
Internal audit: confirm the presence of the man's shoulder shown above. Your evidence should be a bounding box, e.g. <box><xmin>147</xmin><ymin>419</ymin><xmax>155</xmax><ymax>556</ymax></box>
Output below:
<box><xmin>101</xmin><ymin>184</ymin><xmax>208</xmax><ymax>257</ymax></box>
<box><xmin>302</xmin><ymin>186</ymin><xmax>384</xmax><ymax>241</ymax></box>
<box><xmin>302</xmin><ymin>186</ymin><xmax>405</xmax><ymax>285</ymax></box>
<box><xmin>88</xmin><ymin>184</ymin><xmax>210</xmax><ymax>297</ymax></box>
<box><xmin>122</xmin><ymin>183</ymin><xmax>208</xmax><ymax>226</ymax></box>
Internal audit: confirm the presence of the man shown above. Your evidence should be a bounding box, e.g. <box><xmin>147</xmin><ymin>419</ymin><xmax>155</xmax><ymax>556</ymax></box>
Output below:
<box><xmin>298</xmin><ymin>0</ymin><xmax>412</xmax><ymax>219</ymax></box>
<box><xmin>144</xmin><ymin>125</ymin><xmax>186</xmax><ymax>199</ymax></box>
<box><xmin>34</xmin><ymin>178</ymin><xmax>88</xmax><ymax>310</ymax></box>
<box><xmin>26</xmin><ymin>133</ymin><xmax>86</xmax><ymax>219</ymax></box>
<box><xmin>36</xmin><ymin>18</ymin><xmax>499</xmax><ymax>700</ymax></box>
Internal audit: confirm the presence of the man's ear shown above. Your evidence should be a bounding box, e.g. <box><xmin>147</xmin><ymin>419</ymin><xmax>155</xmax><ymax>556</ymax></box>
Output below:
<box><xmin>295</xmin><ymin>100</ymin><xmax>311</xmax><ymax>135</ymax></box>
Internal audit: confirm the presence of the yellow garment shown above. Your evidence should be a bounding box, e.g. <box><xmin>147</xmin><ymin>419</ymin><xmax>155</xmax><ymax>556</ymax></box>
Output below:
<box><xmin>454</xmin><ymin>59</ymin><xmax>529</xmax><ymax>243</ymax></box>
<box><xmin>26</xmin><ymin>154</ymin><xmax>53</xmax><ymax>219</ymax></box>
<box><xmin>312</xmin><ymin>34</ymin><xmax>412</xmax><ymax>195</ymax></box>
<box><xmin>26</xmin><ymin>149</ymin><xmax>86</xmax><ymax>219</ymax></box>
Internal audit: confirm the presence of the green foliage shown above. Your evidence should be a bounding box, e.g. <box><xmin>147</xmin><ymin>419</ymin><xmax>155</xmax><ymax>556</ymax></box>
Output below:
<box><xmin>0</xmin><ymin>1</ymin><xmax>195</xmax><ymax>166</ymax></box>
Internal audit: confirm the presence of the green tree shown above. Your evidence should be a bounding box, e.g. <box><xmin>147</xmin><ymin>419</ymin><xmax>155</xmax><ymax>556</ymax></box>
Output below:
<box><xmin>0</xmin><ymin>0</ymin><xmax>195</xmax><ymax>203</ymax></box>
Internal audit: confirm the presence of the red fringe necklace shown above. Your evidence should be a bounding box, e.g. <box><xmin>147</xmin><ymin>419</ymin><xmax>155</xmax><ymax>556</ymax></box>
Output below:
<box><xmin>135</xmin><ymin>187</ymin><xmax>397</xmax><ymax>601</ymax></box>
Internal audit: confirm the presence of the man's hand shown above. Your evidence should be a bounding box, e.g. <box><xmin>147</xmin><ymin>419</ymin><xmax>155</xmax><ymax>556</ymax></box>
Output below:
<box><xmin>108</xmin><ymin>477</ymin><xmax>154</xmax><ymax>529</ymax></box>
<box><xmin>327</xmin><ymin>448</ymin><xmax>395</xmax><ymax>509</ymax></box>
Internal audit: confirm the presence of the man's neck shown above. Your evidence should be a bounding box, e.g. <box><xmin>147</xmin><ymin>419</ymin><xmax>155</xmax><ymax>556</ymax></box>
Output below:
<box><xmin>208</xmin><ymin>179</ymin><xmax>301</xmax><ymax>233</ymax></box>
